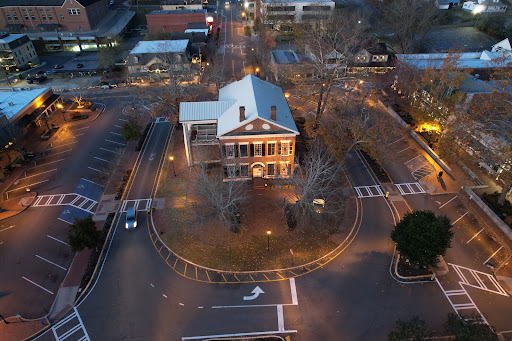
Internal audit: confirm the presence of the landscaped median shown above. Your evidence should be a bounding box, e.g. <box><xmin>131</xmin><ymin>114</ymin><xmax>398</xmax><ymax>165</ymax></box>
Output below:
<box><xmin>152</xmin><ymin>130</ymin><xmax>360</xmax><ymax>272</ymax></box>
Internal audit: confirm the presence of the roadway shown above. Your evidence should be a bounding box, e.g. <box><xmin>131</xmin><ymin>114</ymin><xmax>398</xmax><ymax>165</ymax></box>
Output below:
<box><xmin>0</xmin><ymin>92</ymin><xmax>137</xmax><ymax>319</ymax></box>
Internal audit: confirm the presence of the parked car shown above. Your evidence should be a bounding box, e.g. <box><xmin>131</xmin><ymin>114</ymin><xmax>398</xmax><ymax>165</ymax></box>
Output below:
<box><xmin>125</xmin><ymin>207</ymin><xmax>137</xmax><ymax>229</ymax></box>
<box><xmin>100</xmin><ymin>84</ymin><xmax>110</xmax><ymax>89</ymax></box>
<box><xmin>109</xmin><ymin>0</ymin><xmax>114</xmax><ymax>4</ymax></box>
<box><xmin>76</xmin><ymin>63</ymin><xmax>84</xmax><ymax>68</ymax></box>
<box><xmin>36</xmin><ymin>70</ymin><xmax>45</xmax><ymax>75</ymax></box>
<box><xmin>54</xmin><ymin>64</ymin><xmax>63</xmax><ymax>69</ymax></box>
<box><xmin>33</xmin><ymin>75</ymin><xmax>47</xmax><ymax>84</ymax></box>
<box><xmin>109</xmin><ymin>81</ymin><xmax>118</xmax><ymax>88</ymax></box>
<box><xmin>26</xmin><ymin>76</ymin><xmax>36</xmax><ymax>84</ymax></box>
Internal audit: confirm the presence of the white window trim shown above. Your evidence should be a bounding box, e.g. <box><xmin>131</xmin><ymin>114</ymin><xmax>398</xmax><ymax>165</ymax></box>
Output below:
<box><xmin>225</xmin><ymin>143</ymin><xmax>236</xmax><ymax>159</ymax></box>
<box><xmin>267</xmin><ymin>141</ymin><xmax>277</xmax><ymax>156</ymax></box>
<box><xmin>253</xmin><ymin>142</ymin><xmax>263</xmax><ymax>157</ymax></box>
<box><xmin>280</xmin><ymin>140</ymin><xmax>292</xmax><ymax>156</ymax></box>
<box><xmin>266</xmin><ymin>162</ymin><xmax>276</xmax><ymax>177</ymax></box>
<box><xmin>239</xmin><ymin>142</ymin><xmax>249</xmax><ymax>158</ymax></box>
<box><xmin>240</xmin><ymin>163</ymin><xmax>250</xmax><ymax>177</ymax></box>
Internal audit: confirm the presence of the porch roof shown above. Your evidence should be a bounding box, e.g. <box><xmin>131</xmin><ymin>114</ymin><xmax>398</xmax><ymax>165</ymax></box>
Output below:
<box><xmin>179</xmin><ymin>100</ymin><xmax>236</xmax><ymax>122</ymax></box>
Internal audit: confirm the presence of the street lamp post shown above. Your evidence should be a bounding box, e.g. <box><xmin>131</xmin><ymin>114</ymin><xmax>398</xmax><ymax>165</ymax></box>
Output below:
<box><xmin>266</xmin><ymin>230</ymin><xmax>271</xmax><ymax>252</ymax></box>
<box><xmin>169</xmin><ymin>156</ymin><xmax>176</xmax><ymax>176</ymax></box>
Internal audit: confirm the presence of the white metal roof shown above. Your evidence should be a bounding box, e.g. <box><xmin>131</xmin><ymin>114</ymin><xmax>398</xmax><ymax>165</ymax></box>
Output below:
<box><xmin>129</xmin><ymin>40</ymin><xmax>189</xmax><ymax>55</ymax></box>
<box><xmin>216</xmin><ymin>74</ymin><xmax>298</xmax><ymax>136</ymax></box>
<box><xmin>397</xmin><ymin>50</ymin><xmax>512</xmax><ymax>69</ymax></box>
<box><xmin>0</xmin><ymin>87</ymin><xmax>49</xmax><ymax>121</ymax></box>
<box><xmin>179</xmin><ymin>101</ymin><xmax>236</xmax><ymax>121</ymax></box>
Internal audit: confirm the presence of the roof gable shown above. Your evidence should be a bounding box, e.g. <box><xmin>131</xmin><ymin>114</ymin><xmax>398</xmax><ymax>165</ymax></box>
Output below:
<box><xmin>216</xmin><ymin>74</ymin><xmax>298</xmax><ymax>136</ymax></box>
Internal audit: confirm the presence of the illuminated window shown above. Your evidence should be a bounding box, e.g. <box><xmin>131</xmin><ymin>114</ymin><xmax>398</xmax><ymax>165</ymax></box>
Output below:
<box><xmin>280</xmin><ymin>141</ymin><xmax>292</xmax><ymax>156</ymax></box>
<box><xmin>267</xmin><ymin>142</ymin><xmax>276</xmax><ymax>156</ymax></box>
<box><xmin>254</xmin><ymin>142</ymin><xmax>262</xmax><ymax>157</ymax></box>
<box><xmin>68</xmin><ymin>9</ymin><xmax>80</xmax><ymax>15</ymax></box>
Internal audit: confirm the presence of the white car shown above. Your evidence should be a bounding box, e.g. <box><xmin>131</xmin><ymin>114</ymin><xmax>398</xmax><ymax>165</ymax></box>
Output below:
<box><xmin>100</xmin><ymin>84</ymin><xmax>110</xmax><ymax>89</ymax></box>
<box><xmin>109</xmin><ymin>0</ymin><xmax>114</xmax><ymax>5</ymax></box>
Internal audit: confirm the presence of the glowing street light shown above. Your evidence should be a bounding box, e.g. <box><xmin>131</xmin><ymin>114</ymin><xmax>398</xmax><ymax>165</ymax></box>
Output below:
<box><xmin>169</xmin><ymin>156</ymin><xmax>176</xmax><ymax>176</ymax></box>
<box><xmin>267</xmin><ymin>230</ymin><xmax>271</xmax><ymax>252</ymax></box>
<box><xmin>284</xmin><ymin>92</ymin><xmax>290</xmax><ymax>98</ymax></box>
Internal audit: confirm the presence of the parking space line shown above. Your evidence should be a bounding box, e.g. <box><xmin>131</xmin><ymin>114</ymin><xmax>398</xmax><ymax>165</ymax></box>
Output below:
<box><xmin>182</xmin><ymin>330</ymin><xmax>298</xmax><ymax>340</ymax></box>
<box><xmin>69</xmin><ymin>126</ymin><xmax>90</xmax><ymax>132</ymax></box>
<box><xmin>88</xmin><ymin>167</ymin><xmax>107</xmax><ymax>173</ymax></box>
<box><xmin>290</xmin><ymin>278</ymin><xmax>298</xmax><ymax>305</ymax></box>
<box><xmin>388</xmin><ymin>138</ymin><xmax>404</xmax><ymax>146</ymax></box>
<box><xmin>22</xmin><ymin>276</ymin><xmax>54</xmax><ymax>294</ymax></box>
<box><xmin>110</xmin><ymin>132</ymin><xmax>123</xmax><ymax>136</ymax></box>
<box><xmin>277</xmin><ymin>305</ymin><xmax>284</xmax><ymax>331</ymax></box>
<box><xmin>105</xmin><ymin>139</ymin><xmax>126</xmax><ymax>146</ymax></box>
<box><xmin>396</xmin><ymin>147</ymin><xmax>411</xmax><ymax>154</ymax></box>
<box><xmin>57</xmin><ymin>133</ymin><xmax>84</xmax><ymax>141</ymax></box>
<box><xmin>46</xmin><ymin>141</ymin><xmax>78</xmax><ymax>150</ymax></box>
<box><xmin>483</xmin><ymin>246</ymin><xmax>503</xmax><ymax>265</ymax></box>
<box><xmin>405</xmin><ymin>155</ymin><xmax>421</xmax><ymax>164</ymax></box>
<box><xmin>47</xmin><ymin>234</ymin><xmax>68</xmax><ymax>246</ymax></box>
<box><xmin>7</xmin><ymin>179</ymin><xmax>48</xmax><ymax>193</ymax></box>
<box><xmin>94</xmin><ymin>157</ymin><xmax>110</xmax><ymax>162</ymax></box>
<box><xmin>35</xmin><ymin>255</ymin><xmax>67</xmax><ymax>270</ymax></box>
<box><xmin>41</xmin><ymin>149</ymin><xmax>72</xmax><ymax>158</ymax></box>
<box><xmin>467</xmin><ymin>228</ymin><xmax>484</xmax><ymax>244</ymax></box>
<box><xmin>100</xmin><ymin>147</ymin><xmax>121</xmax><ymax>154</ymax></box>
<box><xmin>439</xmin><ymin>196</ymin><xmax>457</xmax><ymax>209</ymax></box>
<box><xmin>452</xmin><ymin>212</ymin><xmax>468</xmax><ymax>225</ymax></box>
<box><xmin>28</xmin><ymin>159</ymin><xmax>65</xmax><ymax>169</ymax></box>
<box><xmin>0</xmin><ymin>225</ymin><xmax>15</xmax><ymax>233</ymax></box>
<box><xmin>119</xmin><ymin>118</ymin><xmax>128</xmax><ymax>122</ymax></box>
<box><xmin>23</xmin><ymin>168</ymin><xmax>57</xmax><ymax>179</ymax></box>
<box><xmin>114</xmin><ymin>125</ymin><xmax>122</xmax><ymax>128</ymax></box>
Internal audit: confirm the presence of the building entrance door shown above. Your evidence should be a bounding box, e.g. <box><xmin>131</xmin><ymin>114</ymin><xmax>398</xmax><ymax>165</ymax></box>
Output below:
<box><xmin>252</xmin><ymin>166</ymin><xmax>263</xmax><ymax>178</ymax></box>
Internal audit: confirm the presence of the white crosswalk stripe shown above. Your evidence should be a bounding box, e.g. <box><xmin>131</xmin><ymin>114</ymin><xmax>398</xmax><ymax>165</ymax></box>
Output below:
<box><xmin>354</xmin><ymin>185</ymin><xmax>384</xmax><ymax>198</ymax></box>
<box><xmin>411</xmin><ymin>163</ymin><xmax>436</xmax><ymax>180</ymax></box>
<box><xmin>353</xmin><ymin>183</ymin><xmax>425</xmax><ymax>198</ymax></box>
<box><xmin>52</xmin><ymin>307</ymin><xmax>91</xmax><ymax>341</ymax></box>
<box><xmin>32</xmin><ymin>193</ymin><xmax>98</xmax><ymax>214</ymax></box>
<box><xmin>449</xmin><ymin>263</ymin><xmax>509</xmax><ymax>296</ymax></box>
<box><xmin>395</xmin><ymin>183</ymin><xmax>425</xmax><ymax>195</ymax></box>
<box><xmin>436</xmin><ymin>278</ymin><xmax>487</xmax><ymax>324</ymax></box>
<box><xmin>120</xmin><ymin>198</ymin><xmax>152</xmax><ymax>213</ymax></box>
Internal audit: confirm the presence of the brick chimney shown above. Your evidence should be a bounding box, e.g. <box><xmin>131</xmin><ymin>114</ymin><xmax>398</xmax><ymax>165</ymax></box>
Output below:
<box><xmin>239</xmin><ymin>106</ymin><xmax>245</xmax><ymax>122</ymax></box>
<box><xmin>270</xmin><ymin>105</ymin><xmax>276</xmax><ymax>121</ymax></box>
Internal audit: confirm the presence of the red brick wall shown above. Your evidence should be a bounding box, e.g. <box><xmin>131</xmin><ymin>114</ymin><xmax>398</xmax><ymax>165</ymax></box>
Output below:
<box><xmin>219</xmin><ymin>136</ymin><xmax>296</xmax><ymax>178</ymax></box>
<box><xmin>0</xmin><ymin>0</ymin><xmax>108</xmax><ymax>32</ymax></box>
<box><xmin>147</xmin><ymin>12</ymin><xmax>206</xmax><ymax>33</ymax></box>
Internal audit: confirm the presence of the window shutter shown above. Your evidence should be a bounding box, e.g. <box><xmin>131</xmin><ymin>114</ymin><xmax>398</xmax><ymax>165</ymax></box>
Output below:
<box><xmin>235</xmin><ymin>145</ymin><xmax>239</xmax><ymax>157</ymax></box>
<box><xmin>222</xmin><ymin>145</ymin><xmax>226</xmax><ymax>158</ymax></box>
<box><xmin>277</xmin><ymin>142</ymin><xmax>281</xmax><ymax>155</ymax></box>
<box><xmin>262</xmin><ymin>143</ymin><xmax>266</xmax><ymax>156</ymax></box>
<box><xmin>289</xmin><ymin>142</ymin><xmax>293</xmax><ymax>156</ymax></box>
<box><xmin>276</xmin><ymin>163</ymin><xmax>280</xmax><ymax>175</ymax></box>
<box><xmin>250</xmin><ymin>143</ymin><xmax>254</xmax><ymax>157</ymax></box>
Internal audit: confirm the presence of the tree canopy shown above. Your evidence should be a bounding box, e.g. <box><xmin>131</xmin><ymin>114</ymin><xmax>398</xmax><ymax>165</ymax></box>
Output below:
<box><xmin>67</xmin><ymin>215</ymin><xmax>101</xmax><ymax>252</ymax></box>
<box><xmin>387</xmin><ymin>316</ymin><xmax>432</xmax><ymax>341</ymax></box>
<box><xmin>391</xmin><ymin>210</ymin><xmax>453</xmax><ymax>268</ymax></box>
<box><xmin>444</xmin><ymin>313</ymin><xmax>498</xmax><ymax>341</ymax></box>
<box><xmin>121</xmin><ymin>120</ymin><xmax>142</xmax><ymax>142</ymax></box>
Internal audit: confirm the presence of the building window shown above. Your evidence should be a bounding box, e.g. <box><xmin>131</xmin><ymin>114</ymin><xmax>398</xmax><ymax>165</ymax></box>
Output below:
<box><xmin>41</xmin><ymin>14</ymin><xmax>46</xmax><ymax>20</ymax></box>
<box><xmin>254</xmin><ymin>142</ymin><xmax>262</xmax><ymax>157</ymax></box>
<box><xmin>48</xmin><ymin>14</ymin><xmax>53</xmax><ymax>20</ymax></box>
<box><xmin>279</xmin><ymin>162</ymin><xmax>289</xmax><ymax>176</ymax></box>
<box><xmin>239</xmin><ymin>143</ymin><xmax>248</xmax><ymax>158</ymax></box>
<box><xmin>60</xmin><ymin>14</ymin><xmax>64</xmax><ymax>20</ymax></box>
<box><xmin>241</xmin><ymin>164</ymin><xmax>249</xmax><ymax>177</ymax></box>
<box><xmin>24</xmin><ymin>14</ymin><xmax>29</xmax><ymax>20</ymax></box>
<box><xmin>30</xmin><ymin>14</ymin><xmax>35</xmax><ymax>20</ymax></box>
<box><xmin>6</xmin><ymin>15</ymin><xmax>11</xmax><ymax>21</ymax></box>
<box><xmin>225</xmin><ymin>144</ymin><xmax>236</xmax><ymax>158</ymax></box>
<box><xmin>13</xmin><ymin>15</ymin><xmax>18</xmax><ymax>21</ymax></box>
<box><xmin>281</xmin><ymin>141</ymin><xmax>292</xmax><ymax>156</ymax></box>
<box><xmin>267</xmin><ymin>142</ymin><xmax>276</xmax><ymax>156</ymax></box>
<box><xmin>223</xmin><ymin>164</ymin><xmax>239</xmax><ymax>178</ymax></box>
<box><xmin>68</xmin><ymin>9</ymin><xmax>80</xmax><ymax>15</ymax></box>
<box><xmin>267</xmin><ymin>163</ymin><xmax>275</xmax><ymax>176</ymax></box>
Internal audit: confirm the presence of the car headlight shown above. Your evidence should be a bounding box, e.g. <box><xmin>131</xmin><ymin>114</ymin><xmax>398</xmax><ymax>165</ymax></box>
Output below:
<box><xmin>125</xmin><ymin>223</ymin><xmax>129</xmax><ymax>229</ymax></box>
<box><xmin>133</xmin><ymin>221</ymin><xmax>137</xmax><ymax>228</ymax></box>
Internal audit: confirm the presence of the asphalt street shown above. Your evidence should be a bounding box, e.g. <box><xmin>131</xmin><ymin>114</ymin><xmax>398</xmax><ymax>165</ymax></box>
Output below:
<box><xmin>0</xmin><ymin>92</ymin><xmax>134</xmax><ymax>319</ymax></box>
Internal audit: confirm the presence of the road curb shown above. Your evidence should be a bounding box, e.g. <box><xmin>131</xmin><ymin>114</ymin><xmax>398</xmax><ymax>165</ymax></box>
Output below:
<box><xmin>0</xmin><ymin>192</ymin><xmax>37</xmax><ymax>222</ymax></box>
<box><xmin>146</xmin><ymin>139</ymin><xmax>365</xmax><ymax>282</ymax></box>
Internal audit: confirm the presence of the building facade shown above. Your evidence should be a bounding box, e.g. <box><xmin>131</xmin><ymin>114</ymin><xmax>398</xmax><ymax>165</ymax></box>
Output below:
<box><xmin>259</xmin><ymin>0</ymin><xmax>334</xmax><ymax>30</ymax></box>
<box><xmin>179</xmin><ymin>74</ymin><xmax>299</xmax><ymax>180</ymax></box>
<box><xmin>0</xmin><ymin>0</ymin><xmax>108</xmax><ymax>33</ymax></box>
<box><xmin>126</xmin><ymin>40</ymin><xmax>191</xmax><ymax>75</ymax></box>
<box><xmin>462</xmin><ymin>0</ymin><xmax>507</xmax><ymax>12</ymax></box>
<box><xmin>146</xmin><ymin>10</ymin><xmax>207</xmax><ymax>34</ymax></box>
<box><xmin>0</xmin><ymin>33</ymin><xmax>39</xmax><ymax>70</ymax></box>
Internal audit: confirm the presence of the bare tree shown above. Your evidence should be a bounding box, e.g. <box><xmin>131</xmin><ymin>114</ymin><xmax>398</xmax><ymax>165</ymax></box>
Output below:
<box><xmin>282</xmin><ymin>142</ymin><xmax>345</xmax><ymax>223</ymax></box>
<box><xmin>186</xmin><ymin>159</ymin><xmax>249</xmax><ymax>231</ymax></box>
<box><xmin>0</xmin><ymin>121</ymin><xmax>25</xmax><ymax>161</ymax></box>
<box><xmin>314</xmin><ymin>95</ymin><xmax>401</xmax><ymax>162</ymax></box>
<box><xmin>381</xmin><ymin>0</ymin><xmax>441</xmax><ymax>53</ymax></box>
<box><xmin>71</xmin><ymin>94</ymin><xmax>86</xmax><ymax>108</ymax></box>
<box><xmin>293</xmin><ymin>8</ymin><xmax>370</xmax><ymax>128</ymax></box>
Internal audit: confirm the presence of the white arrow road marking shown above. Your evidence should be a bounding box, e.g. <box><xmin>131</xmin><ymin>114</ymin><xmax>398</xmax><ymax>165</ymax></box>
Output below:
<box><xmin>243</xmin><ymin>286</ymin><xmax>264</xmax><ymax>301</ymax></box>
